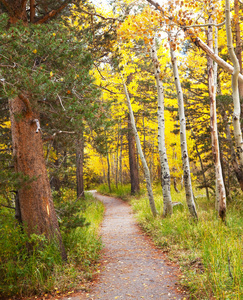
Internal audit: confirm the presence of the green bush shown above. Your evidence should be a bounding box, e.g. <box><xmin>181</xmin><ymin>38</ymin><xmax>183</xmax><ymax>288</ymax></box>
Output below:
<box><xmin>0</xmin><ymin>191</ymin><xmax>104</xmax><ymax>298</ymax></box>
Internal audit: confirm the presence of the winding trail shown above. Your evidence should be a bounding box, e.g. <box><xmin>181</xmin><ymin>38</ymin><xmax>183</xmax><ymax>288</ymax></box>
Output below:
<box><xmin>62</xmin><ymin>192</ymin><xmax>187</xmax><ymax>300</ymax></box>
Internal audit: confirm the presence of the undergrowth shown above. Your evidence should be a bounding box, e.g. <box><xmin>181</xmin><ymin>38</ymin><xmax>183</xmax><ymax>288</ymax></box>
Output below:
<box><xmin>97</xmin><ymin>183</ymin><xmax>145</xmax><ymax>200</ymax></box>
<box><xmin>101</xmin><ymin>183</ymin><xmax>243</xmax><ymax>300</ymax></box>
<box><xmin>0</xmin><ymin>190</ymin><xmax>104</xmax><ymax>299</ymax></box>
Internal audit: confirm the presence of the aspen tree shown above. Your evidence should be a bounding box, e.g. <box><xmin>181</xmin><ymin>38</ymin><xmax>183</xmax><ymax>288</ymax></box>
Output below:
<box><xmin>146</xmin><ymin>0</ymin><xmax>243</xmax><ymax>192</ymax></box>
<box><xmin>150</xmin><ymin>40</ymin><xmax>173</xmax><ymax>217</ymax></box>
<box><xmin>207</xmin><ymin>4</ymin><xmax>226</xmax><ymax>221</ymax></box>
<box><xmin>225</xmin><ymin>0</ymin><xmax>243</xmax><ymax>188</ymax></box>
<box><xmin>123</xmin><ymin>81</ymin><xmax>157</xmax><ymax>216</ymax></box>
<box><xmin>168</xmin><ymin>36</ymin><xmax>198</xmax><ymax>219</ymax></box>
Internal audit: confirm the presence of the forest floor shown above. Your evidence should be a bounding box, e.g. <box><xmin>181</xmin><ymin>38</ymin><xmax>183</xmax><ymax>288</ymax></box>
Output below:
<box><xmin>60</xmin><ymin>192</ymin><xmax>188</xmax><ymax>300</ymax></box>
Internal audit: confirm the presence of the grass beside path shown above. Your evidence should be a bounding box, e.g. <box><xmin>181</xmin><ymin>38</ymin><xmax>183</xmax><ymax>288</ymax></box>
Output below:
<box><xmin>97</xmin><ymin>183</ymin><xmax>243</xmax><ymax>300</ymax></box>
<box><xmin>0</xmin><ymin>190</ymin><xmax>104</xmax><ymax>299</ymax></box>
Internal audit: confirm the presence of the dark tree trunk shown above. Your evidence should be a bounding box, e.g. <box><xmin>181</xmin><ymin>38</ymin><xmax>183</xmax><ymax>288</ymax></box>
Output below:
<box><xmin>107</xmin><ymin>151</ymin><xmax>111</xmax><ymax>192</ymax></box>
<box><xmin>76</xmin><ymin>133</ymin><xmax>85</xmax><ymax>199</ymax></box>
<box><xmin>2</xmin><ymin>0</ymin><xmax>71</xmax><ymax>261</ymax></box>
<box><xmin>14</xmin><ymin>191</ymin><xmax>22</xmax><ymax>224</ymax></box>
<box><xmin>128</xmin><ymin>113</ymin><xmax>140</xmax><ymax>195</ymax></box>
<box><xmin>119</xmin><ymin>134</ymin><xmax>123</xmax><ymax>185</ymax></box>
<box><xmin>173</xmin><ymin>177</ymin><xmax>179</xmax><ymax>193</ymax></box>
<box><xmin>9</xmin><ymin>96</ymin><xmax>67</xmax><ymax>260</ymax></box>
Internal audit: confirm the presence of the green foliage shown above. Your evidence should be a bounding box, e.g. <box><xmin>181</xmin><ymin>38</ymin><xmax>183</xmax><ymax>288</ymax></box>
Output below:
<box><xmin>54</xmin><ymin>189</ymin><xmax>89</xmax><ymax>233</ymax></box>
<box><xmin>0</xmin><ymin>191</ymin><xmax>104</xmax><ymax>298</ymax></box>
<box><xmin>64</xmin><ymin>192</ymin><xmax>104</xmax><ymax>267</ymax></box>
<box><xmin>97</xmin><ymin>183</ymin><xmax>145</xmax><ymax>200</ymax></box>
<box><xmin>130</xmin><ymin>188</ymin><xmax>243</xmax><ymax>299</ymax></box>
<box><xmin>0</xmin><ymin>208</ymin><xmax>62</xmax><ymax>297</ymax></box>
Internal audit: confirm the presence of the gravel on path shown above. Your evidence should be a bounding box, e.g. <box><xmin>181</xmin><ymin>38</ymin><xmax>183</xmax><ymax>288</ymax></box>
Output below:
<box><xmin>62</xmin><ymin>192</ymin><xmax>187</xmax><ymax>300</ymax></box>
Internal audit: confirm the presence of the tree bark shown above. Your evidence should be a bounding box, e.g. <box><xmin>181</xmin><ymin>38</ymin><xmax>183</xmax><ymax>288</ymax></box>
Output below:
<box><xmin>9</xmin><ymin>96</ymin><xmax>66</xmax><ymax>260</ymax></box>
<box><xmin>119</xmin><ymin>134</ymin><xmax>123</xmax><ymax>185</ymax></box>
<box><xmin>234</xmin><ymin>0</ymin><xmax>243</xmax><ymax>98</ymax></box>
<box><xmin>145</xmin><ymin>0</ymin><xmax>243</xmax><ymax>83</ymax></box>
<box><xmin>168</xmin><ymin>37</ymin><xmax>198</xmax><ymax>219</ymax></box>
<box><xmin>106</xmin><ymin>150</ymin><xmax>111</xmax><ymax>192</ymax></box>
<box><xmin>76</xmin><ymin>133</ymin><xmax>85</xmax><ymax>199</ymax></box>
<box><xmin>225</xmin><ymin>0</ymin><xmax>243</xmax><ymax>184</ymax></box>
<box><xmin>128</xmin><ymin>114</ymin><xmax>140</xmax><ymax>195</ymax></box>
<box><xmin>207</xmin><ymin>11</ymin><xmax>226</xmax><ymax>221</ymax></box>
<box><xmin>151</xmin><ymin>41</ymin><xmax>173</xmax><ymax>217</ymax></box>
<box><xmin>123</xmin><ymin>82</ymin><xmax>157</xmax><ymax>216</ymax></box>
<box><xmin>190</xmin><ymin>126</ymin><xmax>210</xmax><ymax>200</ymax></box>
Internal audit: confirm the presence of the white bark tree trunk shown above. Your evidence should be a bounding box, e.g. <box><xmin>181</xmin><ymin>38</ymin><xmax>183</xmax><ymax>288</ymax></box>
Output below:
<box><xmin>225</xmin><ymin>0</ymin><xmax>243</xmax><ymax>169</ymax></box>
<box><xmin>207</xmin><ymin>11</ymin><xmax>226</xmax><ymax>221</ymax></box>
<box><xmin>123</xmin><ymin>81</ymin><xmax>157</xmax><ymax>216</ymax></box>
<box><xmin>150</xmin><ymin>41</ymin><xmax>173</xmax><ymax>217</ymax></box>
<box><xmin>145</xmin><ymin>0</ymin><xmax>243</xmax><ymax>83</ymax></box>
<box><xmin>168</xmin><ymin>37</ymin><xmax>198</xmax><ymax>219</ymax></box>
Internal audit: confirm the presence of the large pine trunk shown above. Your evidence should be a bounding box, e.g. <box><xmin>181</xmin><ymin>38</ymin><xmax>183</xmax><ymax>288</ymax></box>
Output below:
<box><xmin>9</xmin><ymin>96</ymin><xmax>67</xmax><ymax>260</ymax></box>
<box><xmin>128</xmin><ymin>114</ymin><xmax>140</xmax><ymax>195</ymax></box>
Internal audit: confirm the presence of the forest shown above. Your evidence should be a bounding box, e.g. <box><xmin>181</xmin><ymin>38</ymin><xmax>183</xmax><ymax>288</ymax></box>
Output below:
<box><xmin>0</xmin><ymin>0</ymin><xmax>242</xmax><ymax>299</ymax></box>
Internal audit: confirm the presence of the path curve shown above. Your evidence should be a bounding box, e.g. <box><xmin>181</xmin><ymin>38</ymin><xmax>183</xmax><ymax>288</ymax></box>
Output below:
<box><xmin>62</xmin><ymin>193</ymin><xmax>187</xmax><ymax>300</ymax></box>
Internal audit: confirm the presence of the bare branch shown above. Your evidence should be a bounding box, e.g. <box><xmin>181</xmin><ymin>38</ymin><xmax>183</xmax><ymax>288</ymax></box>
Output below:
<box><xmin>145</xmin><ymin>0</ymin><xmax>243</xmax><ymax>83</ymax></box>
<box><xmin>32</xmin><ymin>119</ymin><xmax>41</xmax><ymax>133</ymax></box>
<box><xmin>92</xmin><ymin>83</ymin><xmax>117</xmax><ymax>94</ymax></box>
<box><xmin>57</xmin><ymin>94</ymin><xmax>66</xmax><ymax>111</ymax></box>
<box><xmin>1</xmin><ymin>203</ymin><xmax>15</xmax><ymax>209</ymax></box>
<box><xmin>0</xmin><ymin>63</ymin><xmax>16</xmax><ymax>68</ymax></box>
<box><xmin>182</xmin><ymin>20</ymin><xmax>226</xmax><ymax>29</ymax></box>
<box><xmin>78</xmin><ymin>7</ymin><xmax>120</xmax><ymax>21</ymax></box>
<box><xmin>94</xmin><ymin>63</ymin><xmax>106</xmax><ymax>80</ymax></box>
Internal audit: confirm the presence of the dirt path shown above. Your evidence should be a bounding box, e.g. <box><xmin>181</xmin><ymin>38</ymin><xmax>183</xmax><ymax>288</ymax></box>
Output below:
<box><xmin>62</xmin><ymin>193</ymin><xmax>187</xmax><ymax>300</ymax></box>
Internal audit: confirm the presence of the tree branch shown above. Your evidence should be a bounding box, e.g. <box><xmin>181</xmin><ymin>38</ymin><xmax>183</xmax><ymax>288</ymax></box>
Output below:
<box><xmin>18</xmin><ymin>93</ymin><xmax>32</xmax><ymax>113</ymax></box>
<box><xmin>182</xmin><ymin>20</ymin><xmax>226</xmax><ymax>29</ymax></box>
<box><xmin>30</xmin><ymin>0</ymin><xmax>35</xmax><ymax>23</ymax></box>
<box><xmin>145</xmin><ymin>0</ymin><xmax>243</xmax><ymax>83</ymax></box>
<box><xmin>34</xmin><ymin>3</ymin><xmax>68</xmax><ymax>24</ymax></box>
<box><xmin>78</xmin><ymin>7</ymin><xmax>120</xmax><ymax>21</ymax></box>
<box><xmin>1</xmin><ymin>203</ymin><xmax>15</xmax><ymax>209</ymax></box>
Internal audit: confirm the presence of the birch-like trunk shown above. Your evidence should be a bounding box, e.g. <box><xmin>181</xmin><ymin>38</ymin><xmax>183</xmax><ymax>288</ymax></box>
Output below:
<box><xmin>234</xmin><ymin>0</ymin><xmax>243</xmax><ymax>98</ymax></box>
<box><xmin>123</xmin><ymin>82</ymin><xmax>157</xmax><ymax>216</ymax></box>
<box><xmin>150</xmin><ymin>41</ymin><xmax>173</xmax><ymax>217</ymax></box>
<box><xmin>146</xmin><ymin>0</ymin><xmax>243</xmax><ymax>83</ymax></box>
<box><xmin>207</xmin><ymin>12</ymin><xmax>226</xmax><ymax>221</ymax></box>
<box><xmin>168</xmin><ymin>39</ymin><xmax>198</xmax><ymax>219</ymax></box>
<box><xmin>225</xmin><ymin>0</ymin><xmax>243</xmax><ymax>178</ymax></box>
